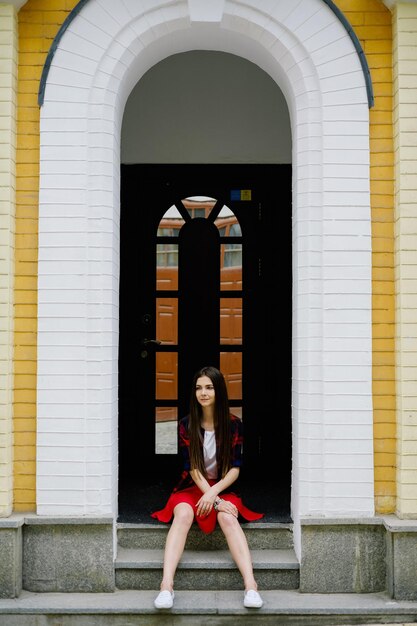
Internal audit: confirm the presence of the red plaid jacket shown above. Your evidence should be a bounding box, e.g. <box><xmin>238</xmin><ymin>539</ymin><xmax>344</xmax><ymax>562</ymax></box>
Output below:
<box><xmin>172</xmin><ymin>414</ymin><xmax>243</xmax><ymax>493</ymax></box>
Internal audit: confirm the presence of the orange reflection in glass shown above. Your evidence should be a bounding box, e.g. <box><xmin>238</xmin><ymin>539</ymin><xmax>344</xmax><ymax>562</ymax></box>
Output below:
<box><xmin>220</xmin><ymin>243</ymin><xmax>242</xmax><ymax>291</ymax></box>
<box><xmin>220</xmin><ymin>298</ymin><xmax>242</xmax><ymax>345</ymax></box>
<box><xmin>157</xmin><ymin>298</ymin><xmax>178</xmax><ymax>345</ymax></box>
<box><xmin>156</xmin><ymin>244</ymin><xmax>178</xmax><ymax>290</ymax></box>
<box><xmin>182</xmin><ymin>196</ymin><xmax>216</xmax><ymax>218</ymax></box>
<box><xmin>157</xmin><ymin>206</ymin><xmax>185</xmax><ymax>235</ymax></box>
<box><xmin>220</xmin><ymin>352</ymin><xmax>242</xmax><ymax>400</ymax></box>
<box><xmin>214</xmin><ymin>207</ymin><xmax>242</xmax><ymax>237</ymax></box>
<box><xmin>156</xmin><ymin>352</ymin><xmax>177</xmax><ymax>400</ymax></box>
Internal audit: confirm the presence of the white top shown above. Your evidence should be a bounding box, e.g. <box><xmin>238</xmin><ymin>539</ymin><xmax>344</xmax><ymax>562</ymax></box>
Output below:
<box><xmin>203</xmin><ymin>430</ymin><xmax>217</xmax><ymax>479</ymax></box>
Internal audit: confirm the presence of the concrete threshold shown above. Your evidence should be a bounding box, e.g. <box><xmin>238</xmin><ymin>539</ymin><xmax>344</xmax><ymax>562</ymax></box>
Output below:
<box><xmin>0</xmin><ymin>589</ymin><xmax>416</xmax><ymax>624</ymax></box>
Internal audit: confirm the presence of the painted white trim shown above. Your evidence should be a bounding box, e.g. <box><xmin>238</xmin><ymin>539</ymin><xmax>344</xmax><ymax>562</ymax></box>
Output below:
<box><xmin>37</xmin><ymin>0</ymin><xmax>374</xmax><ymax>543</ymax></box>
<box><xmin>1</xmin><ymin>1</ymin><xmax>27</xmax><ymax>9</ymax></box>
<box><xmin>393</xmin><ymin>1</ymin><xmax>417</xmax><ymax>519</ymax></box>
<box><xmin>17</xmin><ymin>0</ymin><xmax>417</xmax><ymax>16</ymax></box>
<box><xmin>383</xmin><ymin>0</ymin><xmax>417</xmax><ymax>8</ymax></box>
<box><xmin>0</xmin><ymin>2</ymin><xmax>17</xmax><ymax>518</ymax></box>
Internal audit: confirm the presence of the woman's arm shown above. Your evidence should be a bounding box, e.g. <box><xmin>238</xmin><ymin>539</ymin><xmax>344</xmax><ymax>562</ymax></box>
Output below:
<box><xmin>191</xmin><ymin>467</ymin><xmax>240</xmax><ymax>517</ymax></box>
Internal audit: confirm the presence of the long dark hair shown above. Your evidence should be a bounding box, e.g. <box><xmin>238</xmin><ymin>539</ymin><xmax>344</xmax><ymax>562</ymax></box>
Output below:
<box><xmin>188</xmin><ymin>366</ymin><xmax>232</xmax><ymax>479</ymax></box>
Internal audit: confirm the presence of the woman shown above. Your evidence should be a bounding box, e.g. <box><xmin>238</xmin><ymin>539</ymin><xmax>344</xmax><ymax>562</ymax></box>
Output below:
<box><xmin>151</xmin><ymin>365</ymin><xmax>264</xmax><ymax>610</ymax></box>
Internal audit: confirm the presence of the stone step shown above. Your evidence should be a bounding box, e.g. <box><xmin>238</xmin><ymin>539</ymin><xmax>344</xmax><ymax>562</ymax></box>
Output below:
<box><xmin>115</xmin><ymin>547</ymin><xmax>300</xmax><ymax>590</ymax></box>
<box><xmin>117</xmin><ymin>521</ymin><xmax>294</xmax><ymax>550</ymax></box>
<box><xmin>1</xmin><ymin>589</ymin><xmax>417</xmax><ymax>625</ymax></box>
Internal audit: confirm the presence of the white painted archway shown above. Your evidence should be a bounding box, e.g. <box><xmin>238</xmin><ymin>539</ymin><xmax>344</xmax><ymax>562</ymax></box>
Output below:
<box><xmin>37</xmin><ymin>0</ymin><xmax>374</xmax><ymax>548</ymax></box>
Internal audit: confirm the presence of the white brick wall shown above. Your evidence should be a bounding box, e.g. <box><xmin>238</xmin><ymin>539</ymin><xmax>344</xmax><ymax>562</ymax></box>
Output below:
<box><xmin>393</xmin><ymin>1</ymin><xmax>417</xmax><ymax>519</ymax></box>
<box><xmin>0</xmin><ymin>4</ymin><xmax>17</xmax><ymax>518</ymax></box>
<box><xmin>37</xmin><ymin>0</ymin><xmax>374</xmax><ymax>531</ymax></box>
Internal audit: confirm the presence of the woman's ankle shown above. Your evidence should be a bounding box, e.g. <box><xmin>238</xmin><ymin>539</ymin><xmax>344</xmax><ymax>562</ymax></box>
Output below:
<box><xmin>160</xmin><ymin>580</ymin><xmax>174</xmax><ymax>592</ymax></box>
<box><xmin>244</xmin><ymin>579</ymin><xmax>258</xmax><ymax>592</ymax></box>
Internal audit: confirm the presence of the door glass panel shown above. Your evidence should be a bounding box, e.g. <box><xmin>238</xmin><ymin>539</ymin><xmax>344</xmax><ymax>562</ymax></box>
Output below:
<box><xmin>214</xmin><ymin>206</ymin><xmax>242</xmax><ymax>237</ymax></box>
<box><xmin>223</xmin><ymin>242</ymin><xmax>242</xmax><ymax>269</ymax></box>
<box><xmin>182</xmin><ymin>196</ymin><xmax>216</xmax><ymax>218</ymax></box>
<box><xmin>155</xmin><ymin>407</ymin><xmax>177</xmax><ymax>454</ymax></box>
<box><xmin>220</xmin><ymin>352</ymin><xmax>242</xmax><ymax>400</ymax></box>
<box><xmin>230</xmin><ymin>406</ymin><xmax>242</xmax><ymax>420</ymax></box>
<box><xmin>157</xmin><ymin>206</ymin><xmax>184</xmax><ymax>234</ymax></box>
<box><xmin>221</xmin><ymin>243</ymin><xmax>242</xmax><ymax>290</ymax></box>
<box><xmin>157</xmin><ymin>297</ymin><xmax>178</xmax><ymax>344</ymax></box>
<box><xmin>156</xmin><ymin>243</ymin><xmax>178</xmax><ymax>290</ymax></box>
<box><xmin>156</xmin><ymin>352</ymin><xmax>177</xmax><ymax>400</ymax></box>
<box><xmin>220</xmin><ymin>297</ymin><xmax>242</xmax><ymax>344</ymax></box>
<box><xmin>154</xmin><ymin>194</ymin><xmax>244</xmax><ymax>450</ymax></box>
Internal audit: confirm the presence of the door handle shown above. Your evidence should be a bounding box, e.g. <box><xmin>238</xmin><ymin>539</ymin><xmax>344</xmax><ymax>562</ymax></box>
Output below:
<box><xmin>141</xmin><ymin>338</ymin><xmax>161</xmax><ymax>346</ymax></box>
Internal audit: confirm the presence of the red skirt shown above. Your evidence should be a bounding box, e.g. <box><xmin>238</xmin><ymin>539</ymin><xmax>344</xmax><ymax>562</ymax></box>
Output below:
<box><xmin>151</xmin><ymin>483</ymin><xmax>264</xmax><ymax>534</ymax></box>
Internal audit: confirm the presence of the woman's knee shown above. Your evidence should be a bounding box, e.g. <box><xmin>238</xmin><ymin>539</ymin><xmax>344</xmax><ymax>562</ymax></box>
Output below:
<box><xmin>218</xmin><ymin>511</ymin><xmax>240</xmax><ymax>531</ymax></box>
<box><xmin>173</xmin><ymin>503</ymin><xmax>194</xmax><ymax>527</ymax></box>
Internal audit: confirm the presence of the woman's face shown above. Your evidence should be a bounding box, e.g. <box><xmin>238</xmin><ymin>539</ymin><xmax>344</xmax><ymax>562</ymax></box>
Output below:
<box><xmin>195</xmin><ymin>375</ymin><xmax>216</xmax><ymax>409</ymax></box>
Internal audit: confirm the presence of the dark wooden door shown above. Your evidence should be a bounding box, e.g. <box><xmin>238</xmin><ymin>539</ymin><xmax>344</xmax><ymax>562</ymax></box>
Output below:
<box><xmin>118</xmin><ymin>164</ymin><xmax>292</xmax><ymax>521</ymax></box>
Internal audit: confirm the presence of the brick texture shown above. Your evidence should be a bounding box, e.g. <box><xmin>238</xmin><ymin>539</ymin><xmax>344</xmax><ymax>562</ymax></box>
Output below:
<box><xmin>393</xmin><ymin>2</ymin><xmax>417</xmax><ymax>519</ymax></box>
<box><xmin>335</xmin><ymin>0</ymin><xmax>396</xmax><ymax>514</ymax></box>
<box><xmin>14</xmin><ymin>0</ymin><xmax>79</xmax><ymax>512</ymax></box>
<box><xmin>0</xmin><ymin>4</ymin><xmax>17</xmax><ymax>517</ymax></box>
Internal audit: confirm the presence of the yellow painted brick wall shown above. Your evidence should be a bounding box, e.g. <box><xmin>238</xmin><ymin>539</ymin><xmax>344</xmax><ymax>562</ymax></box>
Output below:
<box><xmin>14</xmin><ymin>0</ymin><xmax>80</xmax><ymax>512</ymax></box>
<box><xmin>393</xmin><ymin>2</ymin><xmax>417</xmax><ymax>519</ymax></box>
<box><xmin>0</xmin><ymin>4</ymin><xmax>17</xmax><ymax>518</ymax></box>
<box><xmin>334</xmin><ymin>0</ymin><xmax>396</xmax><ymax>514</ymax></box>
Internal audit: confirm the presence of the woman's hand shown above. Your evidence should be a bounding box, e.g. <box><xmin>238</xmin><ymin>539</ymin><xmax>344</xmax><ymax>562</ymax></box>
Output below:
<box><xmin>196</xmin><ymin>489</ymin><xmax>218</xmax><ymax>517</ymax></box>
<box><xmin>216</xmin><ymin>499</ymin><xmax>238</xmax><ymax>517</ymax></box>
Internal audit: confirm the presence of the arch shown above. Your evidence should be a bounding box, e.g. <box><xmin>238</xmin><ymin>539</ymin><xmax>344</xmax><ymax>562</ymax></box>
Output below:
<box><xmin>37</xmin><ymin>0</ymin><xmax>374</xmax><ymax>108</ymax></box>
<box><xmin>37</xmin><ymin>0</ymin><xmax>374</xmax><ymax>547</ymax></box>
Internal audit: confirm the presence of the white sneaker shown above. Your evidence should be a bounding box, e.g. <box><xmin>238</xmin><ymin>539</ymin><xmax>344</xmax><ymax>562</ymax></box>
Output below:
<box><xmin>154</xmin><ymin>589</ymin><xmax>174</xmax><ymax>609</ymax></box>
<box><xmin>244</xmin><ymin>589</ymin><xmax>263</xmax><ymax>608</ymax></box>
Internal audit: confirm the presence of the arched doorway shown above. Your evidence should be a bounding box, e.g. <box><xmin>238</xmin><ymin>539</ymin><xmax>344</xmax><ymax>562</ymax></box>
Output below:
<box><xmin>118</xmin><ymin>52</ymin><xmax>292</xmax><ymax>522</ymax></box>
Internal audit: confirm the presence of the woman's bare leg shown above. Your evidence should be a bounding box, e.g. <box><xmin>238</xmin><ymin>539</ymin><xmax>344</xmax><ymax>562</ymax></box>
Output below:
<box><xmin>159</xmin><ymin>502</ymin><xmax>194</xmax><ymax>591</ymax></box>
<box><xmin>217</xmin><ymin>512</ymin><xmax>258</xmax><ymax>590</ymax></box>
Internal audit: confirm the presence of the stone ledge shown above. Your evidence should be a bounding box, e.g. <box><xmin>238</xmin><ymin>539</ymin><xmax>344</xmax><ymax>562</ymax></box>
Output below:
<box><xmin>382</xmin><ymin>515</ymin><xmax>417</xmax><ymax>533</ymax></box>
<box><xmin>0</xmin><ymin>514</ymin><xmax>115</xmax><ymax>527</ymax></box>
<box><xmin>0</xmin><ymin>589</ymin><xmax>417</xmax><ymax>616</ymax></box>
<box><xmin>117</xmin><ymin>521</ymin><xmax>293</xmax><ymax>530</ymax></box>
<box><xmin>0</xmin><ymin>522</ymin><xmax>22</xmax><ymax>598</ymax></box>
<box><xmin>300</xmin><ymin>515</ymin><xmax>417</xmax><ymax>532</ymax></box>
<box><xmin>23</xmin><ymin>519</ymin><xmax>115</xmax><ymax>593</ymax></box>
<box><xmin>300</xmin><ymin>517</ymin><xmax>384</xmax><ymax>526</ymax></box>
<box><xmin>0</xmin><ymin>514</ymin><xmax>24</xmax><ymax>529</ymax></box>
<box><xmin>23</xmin><ymin>515</ymin><xmax>114</xmax><ymax>526</ymax></box>
<box><xmin>299</xmin><ymin>515</ymin><xmax>417</xmax><ymax>600</ymax></box>
<box><xmin>300</xmin><ymin>520</ymin><xmax>386</xmax><ymax>594</ymax></box>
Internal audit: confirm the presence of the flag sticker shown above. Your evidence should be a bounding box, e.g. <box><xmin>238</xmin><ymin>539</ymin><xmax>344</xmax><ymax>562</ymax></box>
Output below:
<box><xmin>231</xmin><ymin>189</ymin><xmax>252</xmax><ymax>201</ymax></box>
